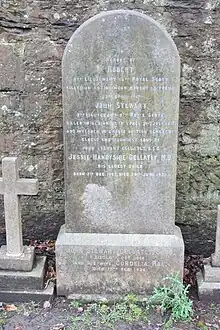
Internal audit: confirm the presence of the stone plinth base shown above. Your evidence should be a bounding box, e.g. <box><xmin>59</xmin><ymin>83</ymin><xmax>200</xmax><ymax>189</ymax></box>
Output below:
<box><xmin>197</xmin><ymin>264</ymin><xmax>220</xmax><ymax>301</ymax></box>
<box><xmin>0</xmin><ymin>246</ymin><xmax>35</xmax><ymax>271</ymax></box>
<box><xmin>211</xmin><ymin>253</ymin><xmax>220</xmax><ymax>267</ymax></box>
<box><xmin>0</xmin><ymin>256</ymin><xmax>54</xmax><ymax>302</ymax></box>
<box><xmin>56</xmin><ymin>225</ymin><xmax>184</xmax><ymax>298</ymax></box>
<box><xmin>0</xmin><ymin>282</ymin><xmax>55</xmax><ymax>303</ymax></box>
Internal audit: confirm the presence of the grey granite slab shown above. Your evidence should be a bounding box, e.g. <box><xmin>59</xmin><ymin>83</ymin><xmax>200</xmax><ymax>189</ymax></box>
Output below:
<box><xmin>212</xmin><ymin>205</ymin><xmax>220</xmax><ymax>266</ymax></box>
<box><xmin>56</xmin><ymin>225</ymin><xmax>184</xmax><ymax>297</ymax></box>
<box><xmin>0</xmin><ymin>256</ymin><xmax>46</xmax><ymax>291</ymax></box>
<box><xmin>0</xmin><ymin>157</ymin><xmax>38</xmax><ymax>258</ymax></box>
<box><xmin>197</xmin><ymin>270</ymin><xmax>220</xmax><ymax>302</ymax></box>
<box><xmin>0</xmin><ymin>246</ymin><xmax>35</xmax><ymax>272</ymax></box>
<box><xmin>204</xmin><ymin>264</ymin><xmax>220</xmax><ymax>283</ymax></box>
<box><xmin>0</xmin><ymin>282</ymin><xmax>54</xmax><ymax>303</ymax></box>
<box><xmin>56</xmin><ymin>9</ymin><xmax>184</xmax><ymax>298</ymax></box>
<box><xmin>198</xmin><ymin>206</ymin><xmax>220</xmax><ymax>301</ymax></box>
<box><xmin>62</xmin><ymin>10</ymin><xmax>180</xmax><ymax>235</ymax></box>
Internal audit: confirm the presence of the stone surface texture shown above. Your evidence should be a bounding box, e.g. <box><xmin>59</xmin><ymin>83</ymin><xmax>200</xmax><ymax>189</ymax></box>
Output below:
<box><xmin>0</xmin><ymin>282</ymin><xmax>54</xmax><ymax>303</ymax></box>
<box><xmin>0</xmin><ymin>255</ymin><xmax>54</xmax><ymax>303</ymax></box>
<box><xmin>0</xmin><ymin>245</ymin><xmax>35</xmax><ymax>271</ymax></box>
<box><xmin>212</xmin><ymin>205</ymin><xmax>220</xmax><ymax>266</ymax></box>
<box><xmin>56</xmin><ymin>10</ymin><xmax>184</xmax><ymax>297</ymax></box>
<box><xmin>198</xmin><ymin>206</ymin><xmax>220</xmax><ymax>301</ymax></box>
<box><xmin>203</xmin><ymin>263</ymin><xmax>220</xmax><ymax>282</ymax></box>
<box><xmin>63</xmin><ymin>10</ymin><xmax>180</xmax><ymax>235</ymax></box>
<box><xmin>197</xmin><ymin>265</ymin><xmax>220</xmax><ymax>301</ymax></box>
<box><xmin>56</xmin><ymin>225</ymin><xmax>184</xmax><ymax>297</ymax></box>
<box><xmin>0</xmin><ymin>0</ymin><xmax>220</xmax><ymax>254</ymax></box>
<box><xmin>0</xmin><ymin>256</ymin><xmax>46</xmax><ymax>291</ymax></box>
<box><xmin>0</xmin><ymin>157</ymin><xmax>38</xmax><ymax>257</ymax></box>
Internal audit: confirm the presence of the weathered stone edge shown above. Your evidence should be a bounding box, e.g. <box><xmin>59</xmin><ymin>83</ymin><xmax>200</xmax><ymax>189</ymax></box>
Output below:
<box><xmin>0</xmin><ymin>282</ymin><xmax>55</xmax><ymax>303</ymax></box>
<box><xmin>56</xmin><ymin>225</ymin><xmax>184</xmax><ymax>247</ymax></box>
<box><xmin>197</xmin><ymin>270</ymin><xmax>220</xmax><ymax>301</ymax></box>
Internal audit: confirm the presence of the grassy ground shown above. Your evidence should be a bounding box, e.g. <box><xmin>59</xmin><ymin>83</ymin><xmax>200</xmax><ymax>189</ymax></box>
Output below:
<box><xmin>0</xmin><ymin>296</ymin><xmax>220</xmax><ymax>330</ymax></box>
<box><xmin>1</xmin><ymin>244</ymin><xmax>213</xmax><ymax>330</ymax></box>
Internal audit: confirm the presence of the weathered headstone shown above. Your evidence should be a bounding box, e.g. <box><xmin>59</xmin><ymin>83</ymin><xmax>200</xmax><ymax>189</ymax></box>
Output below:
<box><xmin>56</xmin><ymin>10</ymin><xmax>184</xmax><ymax>298</ymax></box>
<box><xmin>0</xmin><ymin>157</ymin><xmax>54</xmax><ymax>301</ymax></box>
<box><xmin>197</xmin><ymin>205</ymin><xmax>220</xmax><ymax>301</ymax></box>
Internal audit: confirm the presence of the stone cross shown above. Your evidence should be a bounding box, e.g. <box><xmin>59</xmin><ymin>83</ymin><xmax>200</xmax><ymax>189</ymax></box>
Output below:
<box><xmin>212</xmin><ymin>205</ymin><xmax>220</xmax><ymax>267</ymax></box>
<box><xmin>0</xmin><ymin>157</ymin><xmax>38</xmax><ymax>256</ymax></box>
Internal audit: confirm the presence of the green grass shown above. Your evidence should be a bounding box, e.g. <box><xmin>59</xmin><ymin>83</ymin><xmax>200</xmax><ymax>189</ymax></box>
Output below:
<box><xmin>70</xmin><ymin>293</ymin><xmax>148</xmax><ymax>329</ymax></box>
<box><xmin>149</xmin><ymin>274</ymin><xmax>193</xmax><ymax>322</ymax></box>
<box><xmin>70</xmin><ymin>274</ymin><xmax>193</xmax><ymax>329</ymax></box>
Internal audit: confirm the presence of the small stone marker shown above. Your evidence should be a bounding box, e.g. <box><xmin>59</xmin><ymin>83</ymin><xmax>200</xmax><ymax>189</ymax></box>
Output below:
<box><xmin>0</xmin><ymin>157</ymin><xmax>54</xmax><ymax>302</ymax></box>
<box><xmin>0</xmin><ymin>157</ymin><xmax>38</xmax><ymax>257</ymax></box>
<box><xmin>56</xmin><ymin>10</ymin><xmax>184</xmax><ymax>298</ymax></box>
<box><xmin>198</xmin><ymin>205</ymin><xmax>220</xmax><ymax>301</ymax></box>
<box><xmin>212</xmin><ymin>205</ymin><xmax>220</xmax><ymax>267</ymax></box>
<box><xmin>0</xmin><ymin>157</ymin><xmax>38</xmax><ymax>271</ymax></box>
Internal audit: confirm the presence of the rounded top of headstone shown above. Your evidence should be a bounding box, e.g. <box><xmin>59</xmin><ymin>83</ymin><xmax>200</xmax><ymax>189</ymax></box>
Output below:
<box><xmin>62</xmin><ymin>9</ymin><xmax>180</xmax><ymax>235</ymax></box>
<box><xmin>63</xmin><ymin>9</ymin><xmax>179</xmax><ymax>64</ymax></box>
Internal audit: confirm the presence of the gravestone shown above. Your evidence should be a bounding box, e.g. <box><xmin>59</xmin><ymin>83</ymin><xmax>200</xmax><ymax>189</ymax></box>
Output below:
<box><xmin>212</xmin><ymin>205</ymin><xmax>220</xmax><ymax>267</ymax></box>
<box><xmin>0</xmin><ymin>157</ymin><xmax>54</xmax><ymax>302</ymax></box>
<box><xmin>56</xmin><ymin>10</ymin><xmax>184</xmax><ymax>299</ymax></box>
<box><xmin>197</xmin><ymin>205</ymin><xmax>220</xmax><ymax>301</ymax></box>
<box><xmin>0</xmin><ymin>157</ymin><xmax>38</xmax><ymax>270</ymax></box>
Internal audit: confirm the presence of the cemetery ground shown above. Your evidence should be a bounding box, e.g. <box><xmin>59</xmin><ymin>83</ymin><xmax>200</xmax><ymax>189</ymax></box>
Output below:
<box><xmin>0</xmin><ymin>243</ymin><xmax>219</xmax><ymax>330</ymax></box>
<box><xmin>1</xmin><ymin>295</ymin><xmax>220</xmax><ymax>330</ymax></box>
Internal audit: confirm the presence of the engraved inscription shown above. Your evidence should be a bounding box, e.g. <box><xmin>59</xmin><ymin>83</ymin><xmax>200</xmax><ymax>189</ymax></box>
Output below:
<box><xmin>67</xmin><ymin>53</ymin><xmax>177</xmax><ymax>178</ymax></box>
<box><xmin>68</xmin><ymin>248</ymin><xmax>165</xmax><ymax>273</ymax></box>
<box><xmin>63</xmin><ymin>10</ymin><xmax>180</xmax><ymax>235</ymax></box>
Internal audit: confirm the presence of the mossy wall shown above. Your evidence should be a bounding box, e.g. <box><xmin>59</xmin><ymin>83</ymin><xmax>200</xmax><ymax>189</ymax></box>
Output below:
<box><xmin>0</xmin><ymin>0</ymin><xmax>219</xmax><ymax>255</ymax></box>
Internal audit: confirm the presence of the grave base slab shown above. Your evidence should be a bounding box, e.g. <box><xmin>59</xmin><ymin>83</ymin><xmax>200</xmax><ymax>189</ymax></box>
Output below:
<box><xmin>68</xmin><ymin>293</ymin><xmax>153</xmax><ymax>302</ymax></box>
<box><xmin>211</xmin><ymin>253</ymin><xmax>220</xmax><ymax>267</ymax></box>
<box><xmin>0</xmin><ymin>256</ymin><xmax>54</xmax><ymax>302</ymax></box>
<box><xmin>56</xmin><ymin>225</ymin><xmax>184</xmax><ymax>298</ymax></box>
<box><xmin>197</xmin><ymin>264</ymin><xmax>220</xmax><ymax>301</ymax></box>
<box><xmin>0</xmin><ymin>282</ymin><xmax>54</xmax><ymax>303</ymax></box>
<box><xmin>0</xmin><ymin>245</ymin><xmax>35</xmax><ymax>271</ymax></box>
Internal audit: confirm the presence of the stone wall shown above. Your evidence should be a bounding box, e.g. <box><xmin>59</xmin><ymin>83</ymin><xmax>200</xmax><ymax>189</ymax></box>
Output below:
<box><xmin>0</xmin><ymin>0</ymin><xmax>219</xmax><ymax>255</ymax></box>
